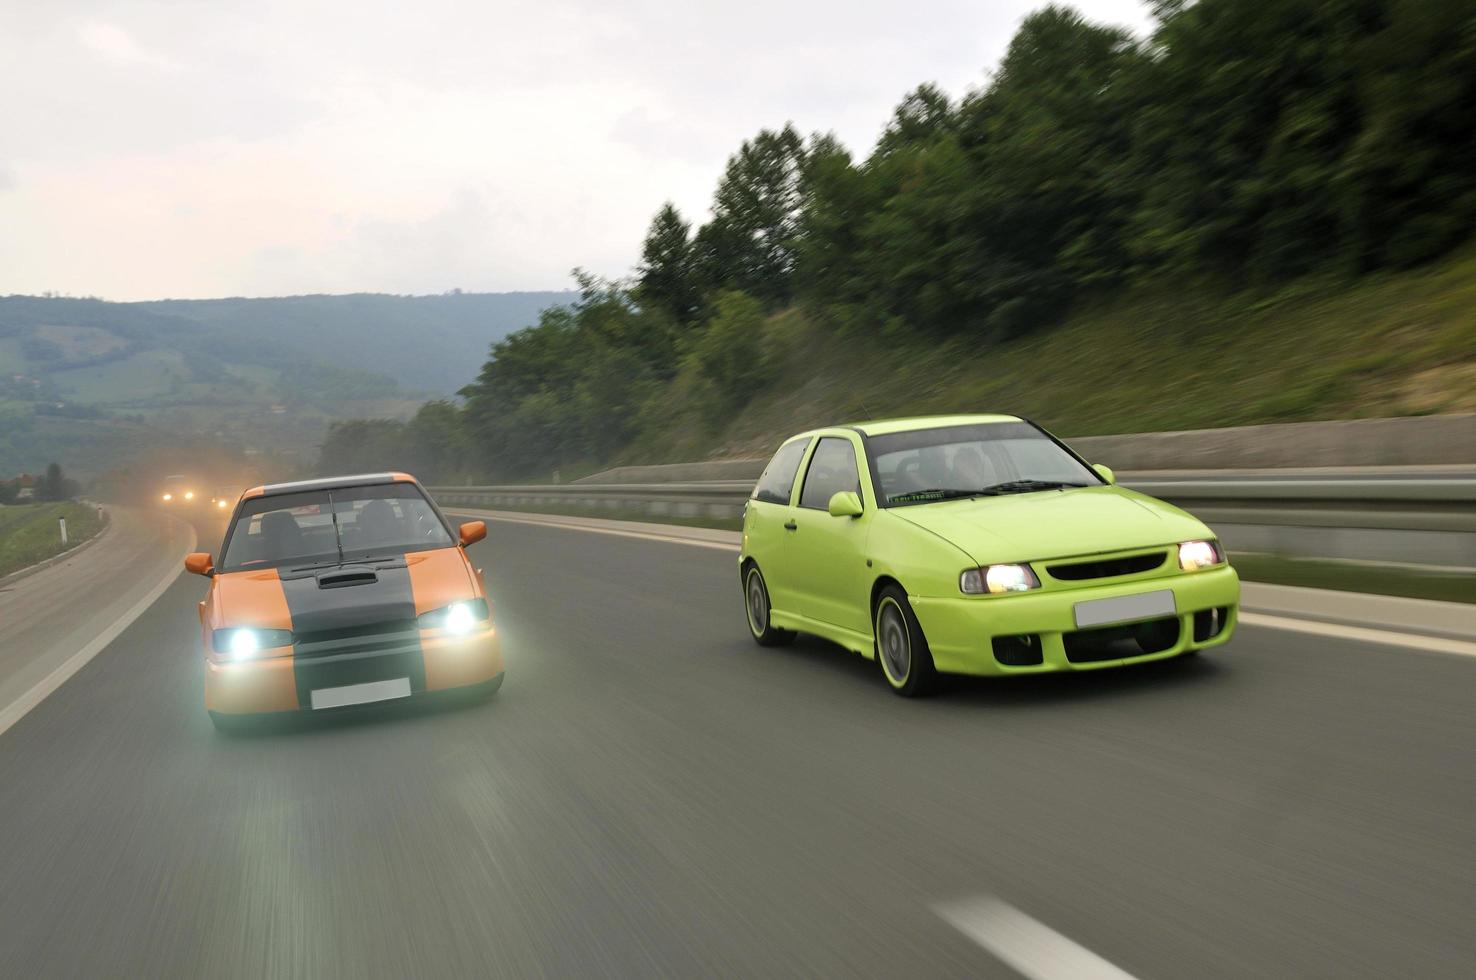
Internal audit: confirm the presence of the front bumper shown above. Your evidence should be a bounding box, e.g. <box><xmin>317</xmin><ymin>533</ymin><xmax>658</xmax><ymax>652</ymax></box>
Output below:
<box><xmin>911</xmin><ymin>564</ymin><xmax>1239</xmax><ymax>676</ymax></box>
<box><xmin>205</xmin><ymin>627</ymin><xmax>504</xmax><ymax>716</ymax></box>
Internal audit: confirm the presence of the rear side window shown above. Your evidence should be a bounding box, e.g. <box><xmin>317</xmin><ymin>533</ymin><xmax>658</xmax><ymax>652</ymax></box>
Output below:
<box><xmin>799</xmin><ymin>437</ymin><xmax>861</xmax><ymax>510</ymax></box>
<box><xmin>752</xmin><ymin>438</ymin><xmax>810</xmax><ymax>504</ymax></box>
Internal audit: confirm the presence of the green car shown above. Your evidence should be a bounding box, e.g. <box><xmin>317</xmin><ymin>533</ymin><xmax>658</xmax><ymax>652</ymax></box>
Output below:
<box><xmin>739</xmin><ymin>415</ymin><xmax>1239</xmax><ymax>695</ymax></box>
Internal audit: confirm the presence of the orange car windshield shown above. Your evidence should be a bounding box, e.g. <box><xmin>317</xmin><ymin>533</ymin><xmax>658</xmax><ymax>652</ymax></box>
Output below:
<box><xmin>219</xmin><ymin>484</ymin><xmax>453</xmax><ymax>571</ymax></box>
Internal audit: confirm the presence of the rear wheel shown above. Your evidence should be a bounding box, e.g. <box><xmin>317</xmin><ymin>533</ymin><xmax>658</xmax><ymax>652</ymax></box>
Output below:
<box><xmin>743</xmin><ymin>563</ymin><xmax>795</xmax><ymax>647</ymax></box>
<box><xmin>874</xmin><ymin>585</ymin><xmax>938</xmax><ymax>697</ymax></box>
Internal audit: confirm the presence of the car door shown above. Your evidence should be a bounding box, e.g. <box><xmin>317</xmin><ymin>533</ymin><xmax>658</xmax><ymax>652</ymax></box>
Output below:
<box><xmin>743</xmin><ymin>436</ymin><xmax>812</xmax><ymax>613</ymax></box>
<box><xmin>788</xmin><ymin>434</ymin><xmax>872</xmax><ymax>636</ymax></box>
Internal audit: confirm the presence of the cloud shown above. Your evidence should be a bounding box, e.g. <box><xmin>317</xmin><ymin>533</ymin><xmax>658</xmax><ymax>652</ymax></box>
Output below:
<box><xmin>76</xmin><ymin>20</ymin><xmax>180</xmax><ymax>71</ymax></box>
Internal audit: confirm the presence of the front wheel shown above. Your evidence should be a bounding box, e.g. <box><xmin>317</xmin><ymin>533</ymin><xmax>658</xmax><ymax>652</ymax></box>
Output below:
<box><xmin>743</xmin><ymin>563</ymin><xmax>795</xmax><ymax>647</ymax></box>
<box><xmin>874</xmin><ymin>585</ymin><xmax>938</xmax><ymax>697</ymax></box>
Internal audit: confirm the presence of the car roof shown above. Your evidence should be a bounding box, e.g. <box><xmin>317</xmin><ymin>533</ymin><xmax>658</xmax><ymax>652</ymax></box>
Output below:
<box><xmin>789</xmin><ymin>414</ymin><xmax>1023</xmax><ymax>440</ymax></box>
<box><xmin>244</xmin><ymin>471</ymin><xmax>417</xmax><ymax>499</ymax></box>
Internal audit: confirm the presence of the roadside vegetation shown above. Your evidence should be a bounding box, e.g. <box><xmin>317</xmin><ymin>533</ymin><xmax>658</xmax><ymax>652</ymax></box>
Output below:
<box><xmin>0</xmin><ymin>501</ymin><xmax>106</xmax><ymax>579</ymax></box>
<box><xmin>321</xmin><ymin>0</ymin><xmax>1476</xmax><ymax>482</ymax></box>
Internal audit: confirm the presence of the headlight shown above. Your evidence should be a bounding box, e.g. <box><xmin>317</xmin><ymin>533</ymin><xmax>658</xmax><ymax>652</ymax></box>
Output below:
<box><xmin>217</xmin><ymin>499</ymin><xmax>228</xmax><ymax>509</ymax></box>
<box><xmin>162</xmin><ymin>493</ymin><xmax>173</xmax><ymax>501</ymax></box>
<box><xmin>417</xmin><ymin>599</ymin><xmax>489</xmax><ymax>634</ymax></box>
<box><xmin>184</xmin><ymin>490</ymin><xmax>195</xmax><ymax>500</ymax></box>
<box><xmin>1178</xmin><ymin>539</ymin><xmax>1225</xmax><ymax>571</ymax></box>
<box><xmin>212</xmin><ymin>627</ymin><xmax>293</xmax><ymax>661</ymax></box>
<box><xmin>960</xmin><ymin>564</ymin><xmax>1041</xmax><ymax>595</ymax></box>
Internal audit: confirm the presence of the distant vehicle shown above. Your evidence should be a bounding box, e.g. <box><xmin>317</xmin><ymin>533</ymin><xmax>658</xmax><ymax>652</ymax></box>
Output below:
<box><xmin>740</xmin><ymin>415</ymin><xmax>1239</xmax><ymax>696</ymax></box>
<box><xmin>183</xmin><ymin>472</ymin><xmax>502</xmax><ymax>731</ymax></box>
<box><xmin>159</xmin><ymin>474</ymin><xmax>197</xmax><ymax>506</ymax></box>
<box><xmin>209</xmin><ymin>486</ymin><xmax>242</xmax><ymax>513</ymax></box>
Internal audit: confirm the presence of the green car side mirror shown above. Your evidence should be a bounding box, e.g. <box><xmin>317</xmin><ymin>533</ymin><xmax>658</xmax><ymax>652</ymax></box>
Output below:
<box><xmin>1092</xmin><ymin>463</ymin><xmax>1116</xmax><ymax>485</ymax></box>
<box><xmin>827</xmin><ymin>490</ymin><xmax>864</xmax><ymax>518</ymax></box>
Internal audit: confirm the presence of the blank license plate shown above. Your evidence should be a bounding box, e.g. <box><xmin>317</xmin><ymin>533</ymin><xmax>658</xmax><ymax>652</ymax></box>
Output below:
<box><xmin>310</xmin><ymin>677</ymin><xmax>412</xmax><ymax>710</ymax></box>
<box><xmin>1074</xmin><ymin>590</ymin><xmax>1176</xmax><ymax>629</ymax></box>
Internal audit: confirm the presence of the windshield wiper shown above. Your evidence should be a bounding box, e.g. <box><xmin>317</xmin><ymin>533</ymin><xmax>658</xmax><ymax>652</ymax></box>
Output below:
<box><xmin>980</xmin><ymin>479</ymin><xmax>1090</xmax><ymax>494</ymax></box>
<box><xmin>888</xmin><ymin>488</ymin><xmax>1003</xmax><ymax>504</ymax></box>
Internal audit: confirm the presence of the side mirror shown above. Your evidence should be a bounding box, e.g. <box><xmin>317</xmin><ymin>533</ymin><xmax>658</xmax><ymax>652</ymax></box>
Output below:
<box><xmin>184</xmin><ymin>552</ymin><xmax>215</xmax><ymax>576</ymax></box>
<box><xmin>1092</xmin><ymin>463</ymin><xmax>1116</xmax><ymax>485</ymax></box>
<box><xmin>459</xmin><ymin>520</ymin><xmax>487</xmax><ymax>547</ymax></box>
<box><xmin>827</xmin><ymin>490</ymin><xmax>864</xmax><ymax>518</ymax></box>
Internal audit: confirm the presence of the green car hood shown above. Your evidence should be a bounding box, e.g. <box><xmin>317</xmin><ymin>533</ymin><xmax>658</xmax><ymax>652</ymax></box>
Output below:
<box><xmin>888</xmin><ymin>486</ymin><xmax>1211</xmax><ymax>564</ymax></box>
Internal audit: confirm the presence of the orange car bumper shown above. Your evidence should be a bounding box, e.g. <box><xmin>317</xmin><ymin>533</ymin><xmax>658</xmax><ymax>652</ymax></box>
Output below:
<box><xmin>205</xmin><ymin>628</ymin><xmax>504</xmax><ymax>716</ymax></box>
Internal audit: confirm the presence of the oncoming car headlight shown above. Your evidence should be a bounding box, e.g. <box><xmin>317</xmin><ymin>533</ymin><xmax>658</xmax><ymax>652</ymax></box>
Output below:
<box><xmin>1178</xmin><ymin>539</ymin><xmax>1225</xmax><ymax>571</ymax></box>
<box><xmin>184</xmin><ymin>490</ymin><xmax>195</xmax><ymax>500</ymax></box>
<box><xmin>418</xmin><ymin>599</ymin><xmax>490</xmax><ymax>635</ymax></box>
<box><xmin>211</xmin><ymin>627</ymin><xmax>293</xmax><ymax>661</ymax></box>
<box><xmin>960</xmin><ymin>564</ymin><xmax>1041</xmax><ymax>595</ymax></box>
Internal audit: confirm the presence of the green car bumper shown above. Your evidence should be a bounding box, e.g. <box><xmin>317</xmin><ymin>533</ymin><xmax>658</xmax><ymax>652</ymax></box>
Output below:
<box><xmin>911</xmin><ymin>564</ymin><xmax>1239</xmax><ymax>676</ymax></box>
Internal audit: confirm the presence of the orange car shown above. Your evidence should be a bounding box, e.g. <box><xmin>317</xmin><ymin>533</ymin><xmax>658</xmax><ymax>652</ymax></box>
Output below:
<box><xmin>184</xmin><ymin>472</ymin><xmax>503</xmax><ymax>731</ymax></box>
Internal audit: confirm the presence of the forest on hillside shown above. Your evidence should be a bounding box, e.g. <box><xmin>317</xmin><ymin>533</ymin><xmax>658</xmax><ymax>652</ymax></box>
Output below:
<box><xmin>319</xmin><ymin>0</ymin><xmax>1476</xmax><ymax>483</ymax></box>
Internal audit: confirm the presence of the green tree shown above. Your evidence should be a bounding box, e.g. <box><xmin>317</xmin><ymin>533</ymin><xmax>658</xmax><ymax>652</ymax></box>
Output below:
<box><xmin>637</xmin><ymin>203</ymin><xmax>701</xmax><ymax>325</ymax></box>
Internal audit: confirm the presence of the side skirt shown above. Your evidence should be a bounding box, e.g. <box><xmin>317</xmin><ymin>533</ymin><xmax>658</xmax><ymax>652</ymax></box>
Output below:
<box><xmin>769</xmin><ymin>608</ymin><xmax>874</xmax><ymax>659</ymax></box>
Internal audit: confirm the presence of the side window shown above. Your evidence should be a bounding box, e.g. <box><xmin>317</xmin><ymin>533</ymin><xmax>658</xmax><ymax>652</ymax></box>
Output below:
<box><xmin>799</xmin><ymin>437</ymin><xmax>861</xmax><ymax>510</ymax></box>
<box><xmin>752</xmin><ymin>439</ymin><xmax>810</xmax><ymax>504</ymax></box>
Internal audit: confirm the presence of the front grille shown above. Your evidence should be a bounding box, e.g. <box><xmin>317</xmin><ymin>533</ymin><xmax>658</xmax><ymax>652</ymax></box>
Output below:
<box><xmin>292</xmin><ymin>619</ymin><xmax>420</xmax><ymax>660</ymax></box>
<box><xmin>1047</xmin><ymin>551</ymin><xmax>1167</xmax><ymax>581</ymax></box>
<box><xmin>1063</xmin><ymin>616</ymin><xmax>1180</xmax><ymax>663</ymax></box>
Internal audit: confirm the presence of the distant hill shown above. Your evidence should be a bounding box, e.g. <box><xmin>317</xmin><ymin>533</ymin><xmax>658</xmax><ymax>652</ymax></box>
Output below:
<box><xmin>134</xmin><ymin>291</ymin><xmax>571</xmax><ymax>393</ymax></box>
<box><xmin>0</xmin><ymin>290</ymin><xmax>571</xmax><ymax>475</ymax></box>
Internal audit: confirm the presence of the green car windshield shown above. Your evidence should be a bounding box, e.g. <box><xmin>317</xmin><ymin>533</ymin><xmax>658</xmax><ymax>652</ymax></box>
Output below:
<box><xmin>870</xmin><ymin>422</ymin><xmax>1102</xmax><ymax>506</ymax></box>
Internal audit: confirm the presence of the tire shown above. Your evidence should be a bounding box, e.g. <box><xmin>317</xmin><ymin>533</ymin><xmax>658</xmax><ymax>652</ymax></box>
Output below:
<box><xmin>873</xmin><ymin>584</ymin><xmax>938</xmax><ymax>697</ymax></box>
<box><xmin>743</xmin><ymin>562</ymin><xmax>795</xmax><ymax>647</ymax></box>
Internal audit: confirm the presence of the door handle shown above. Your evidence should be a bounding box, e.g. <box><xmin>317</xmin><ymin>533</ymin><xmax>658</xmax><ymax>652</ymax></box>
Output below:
<box><xmin>783</xmin><ymin>520</ymin><xmax>797</xmax><ymax>531</ymax></box>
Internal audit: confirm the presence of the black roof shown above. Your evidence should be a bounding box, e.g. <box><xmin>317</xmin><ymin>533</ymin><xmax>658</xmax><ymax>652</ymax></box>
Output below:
<box><xmin>257</xmin><ymin>473</ymin><xmax>412</xmax><ymax>497</ymax></box>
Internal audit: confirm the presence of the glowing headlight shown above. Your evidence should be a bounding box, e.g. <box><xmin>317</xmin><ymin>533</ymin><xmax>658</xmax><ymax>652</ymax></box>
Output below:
<box><xmin>444</xmin><ymin>603</ymin><xmax>475</xmax><ymax>635</ymax></box>
<box><xmin>184</xmin><ymin>490</ymin><xmax>195</xmax><ymax>500</ymax></box>
<box><xmin>211</xmin><ymin>627</ymin><xmax>293</xmax><ymax>661</ymax></box>
<box><xmin>162</xmin><ymin>493</ymin><xmax>173</xmax><ymax>501</ymax></box>
<box><xmin>417</xmin><ymin>599</ymin><xmax>490</xmax><ymax>634</ymax></box>
<box><xmin>217</xmin><ymin>499</ymin><xmax>228</xmax><ymax>509</ymax></box>
<box><xmin>1178</xmin><ymin>539</ymin><xmax>1224</xmax><ymax>571</ymax></box>
<box><xmin>960</xmin><ymin>564</ymin><xmax>1041</xmax><ymax>595</ymax></box>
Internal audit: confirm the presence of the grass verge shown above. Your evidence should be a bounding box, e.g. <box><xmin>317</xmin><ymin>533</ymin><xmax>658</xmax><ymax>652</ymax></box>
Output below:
<box><xmin>0</xmin><ymin>502</ymin><xmax>108</xmax><ymax>579</ymax></box>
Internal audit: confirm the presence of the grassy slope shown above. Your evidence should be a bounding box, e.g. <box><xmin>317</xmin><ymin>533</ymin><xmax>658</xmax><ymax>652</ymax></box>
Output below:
<box><xmin>0</xmin><ymin>502</ymin><xmax>108</xmax><ymax>578</ymax></box>
<box><xmin>628</xmin><ymin>246</ymin><xmax>1476</xmax><ymax>463</ymax></box>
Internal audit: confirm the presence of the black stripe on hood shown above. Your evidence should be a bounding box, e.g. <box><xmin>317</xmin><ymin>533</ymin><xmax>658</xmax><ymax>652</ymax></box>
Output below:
<box><xmin>279</xmin><ymin>556</ymin><xmax>426</xmax><ymax>707</ymax></box>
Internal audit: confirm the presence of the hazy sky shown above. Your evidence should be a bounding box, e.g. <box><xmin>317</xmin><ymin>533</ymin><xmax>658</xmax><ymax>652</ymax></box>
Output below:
<box><xmin>0</xmin><ymin>1</ymin><xmax>1152</xmax><ymax>301</ymax></box>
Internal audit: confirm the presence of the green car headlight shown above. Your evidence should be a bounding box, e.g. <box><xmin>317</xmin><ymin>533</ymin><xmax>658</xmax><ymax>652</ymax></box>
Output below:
<box><xmin>960</xmin><ymin>564</ymin><xmax>1041</xmax><ymax>595</ymax></box>
<box><xmin>212</xmin><ymin>627</ymin><xmax>293</xmax><ymax>661</ymax></box>
<box><xmin>1178</xmin><ymin>539</ymin><xmax>1225</xmax><ymax>571</ymax></box>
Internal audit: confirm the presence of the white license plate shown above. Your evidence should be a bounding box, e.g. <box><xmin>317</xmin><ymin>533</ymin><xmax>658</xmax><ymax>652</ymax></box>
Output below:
<box><xmin>1073</xmin><ymin>590</ymin><xmax>1176</xmax><ymax>629</ymax></box>
<box><xmin>310</xmin><ymin>677</ymin><xmax>412</xmax><ymax>710</ymax></box>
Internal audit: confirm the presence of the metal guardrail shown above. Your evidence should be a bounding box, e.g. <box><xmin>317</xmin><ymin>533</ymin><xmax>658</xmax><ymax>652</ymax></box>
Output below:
<box><xmin>429</xmin><ymin>477</ymin><xmax>1476</xmax><ymax>568</ymax></box>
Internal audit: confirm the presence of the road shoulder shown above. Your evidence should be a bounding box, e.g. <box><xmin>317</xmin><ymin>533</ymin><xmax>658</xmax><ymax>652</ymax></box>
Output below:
<box><xmin>0</xmin><ymin>507</ymin><xmax>195</xmax><ymax>736</ymax></box>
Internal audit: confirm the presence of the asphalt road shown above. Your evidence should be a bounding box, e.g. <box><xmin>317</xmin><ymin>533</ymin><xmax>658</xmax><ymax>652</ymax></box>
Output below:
<box><xmin>0</xmin><ymin>513</ymin><xmax>1472</xmax><ymax>978</ymax></box>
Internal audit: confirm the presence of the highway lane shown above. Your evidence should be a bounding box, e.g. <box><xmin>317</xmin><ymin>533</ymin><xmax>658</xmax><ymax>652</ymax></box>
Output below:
<box><xmin>0</xmin><ymin>515</ymin><xmax>1473</xmax><ymax>977</ymax></box>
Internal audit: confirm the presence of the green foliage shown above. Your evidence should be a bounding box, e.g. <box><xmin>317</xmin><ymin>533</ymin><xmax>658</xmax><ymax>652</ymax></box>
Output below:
<box><xmin>685</xmin><ymin>291</ymin><xmax>770</xmax><ymax>421</ymax></box>
<box><xmin>0</xmin><ymin>501</ymin><xmax>106</xmax><ymax>579</ymax></box>
<box><xmin>37</xmin><ymin>462</ymin><xmax>79</xmax><ymax>501</ymax></box>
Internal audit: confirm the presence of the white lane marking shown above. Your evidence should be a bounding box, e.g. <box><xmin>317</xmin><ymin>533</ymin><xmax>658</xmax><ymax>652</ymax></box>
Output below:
<box><xmin>935</xmin><ymin>896</ymin><xmax>1139</xmax><ymax>980</ymax></box>
<box><xmin>464</xmin><ymin>511</ymin><xmax>1476</xmax><ymax>656</ymax></box>
<box><xmin>471</xmin><ymin>512</ymin><xmax>739</xmax><ymax>552</ymax></box>
<box><xmin>0</xmin><ymin>520</ymin><xmax>196</xmax><ymax>738</ymax></box>
<box><xmin>1238</xmin><ymin>611</ymin><xmax>1476</xmax><ymax>659</ymax></box>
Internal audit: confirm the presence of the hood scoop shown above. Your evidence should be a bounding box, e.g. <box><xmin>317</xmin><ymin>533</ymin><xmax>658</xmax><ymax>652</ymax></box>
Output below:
<box><xmin>316</xmin><ymin>568</ymin><xmax>379</xmax><ymax>589</ymax></box>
